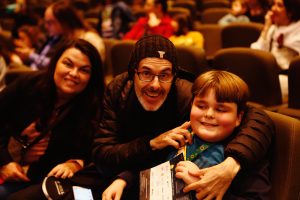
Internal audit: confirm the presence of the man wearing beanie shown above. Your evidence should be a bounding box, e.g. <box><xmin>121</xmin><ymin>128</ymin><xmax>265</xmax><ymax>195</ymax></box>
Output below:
<box><xmin>94</xmin><ymin>35</ymin><xmax>273</xmax><ymax>199</ymax></box>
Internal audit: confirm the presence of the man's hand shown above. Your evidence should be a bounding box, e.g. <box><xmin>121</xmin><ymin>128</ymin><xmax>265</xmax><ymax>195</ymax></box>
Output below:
<box><xmin>175</xmin><ymin>161</ymin><xmax>200</xmax><ymax>185</ymax></box>
<box><xmin>0</xmin><ymin>162</ymin><xmax>30</xmax><ymax>182</ymax></box>
<box><xmin>183</xmin><ymin>157</ymin><xmax>240</xmax><ymax>200</ymax></box>
<box><xmin>102</xmin><ymin>178</ymin><xmax>127</xmax><ymax>200</ymax></box>
<box><xmin>47</xmin><ymin>160</ymin><xmax>83</xmax><ymax>179</ymax></box>
<box><xmin>150</xmin><ymin>121</ymin><xmax>192</xmax><ymax>150</ymax></box>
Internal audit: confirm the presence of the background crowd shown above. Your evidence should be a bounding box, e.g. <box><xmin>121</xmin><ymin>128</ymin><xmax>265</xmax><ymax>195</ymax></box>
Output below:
<box><xmin>0</xmin><ymin>0</ymin><xmax>300</xmax><ymax>199</ymax></box>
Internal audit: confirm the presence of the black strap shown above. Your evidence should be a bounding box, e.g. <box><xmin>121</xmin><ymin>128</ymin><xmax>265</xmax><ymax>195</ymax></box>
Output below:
<box><xmin>14</xmin><ymin>103</ymin><xmax>73</xmax><ymax>152</ymax></box>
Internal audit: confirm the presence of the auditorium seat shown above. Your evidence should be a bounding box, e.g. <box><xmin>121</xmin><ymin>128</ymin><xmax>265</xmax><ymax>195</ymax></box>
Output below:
<box><xmin>266</xmin><ymin>111</ymin><xmax>300</xmax><ymax>200</ymax></box>
<box><xmin>221</xmin><ymin>22</ymin><xmax>263</xmax><ymax>48</ymax></box>
<box><xmin>213</xmin><ymin>47</ymin><xmax>282</xmax><ymax>107</ymax></box>
<box><xmin>277</xmin><ymin>56</ymin><xmax>300</xmax><ymax>119</ymax></box>
<box><xmin>176</xmin><ymin>45</ymin><xmax>209</xmax><ymax>77</ymax></box>
<box><xmin>110</xmin><ymin>40</ymin><xmax>136</xmax><ymax>76</ymax></box>
<box><xmin>194</xmin><ymin>24</ymin><xmax>222</xmax><ymax>60</ymax></box>
<box><xmin>201</xmin><ymin>7</ymin><xmax>231</xmax><ymax>24</ymax></box>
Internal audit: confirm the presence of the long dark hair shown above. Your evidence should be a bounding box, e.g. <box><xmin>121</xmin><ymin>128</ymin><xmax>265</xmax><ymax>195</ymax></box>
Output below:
<box><xmin>284</xmin><ymin>0</ymin><xmax>300</xmax><ymax>22</ymax></box>
<box><xmin>50</xmin><ymin>1</ymin><xmax>90</xmax><ymax>33</ymax></box>
<box><xmin>154</xmin><ymin>0</ymin><xmax>168</xmax><ymax>13</ymax></box>
<box><xmin>40</xmin><ymin>39</ymin><xmax>105</xmax><ymax>129</ymax></box>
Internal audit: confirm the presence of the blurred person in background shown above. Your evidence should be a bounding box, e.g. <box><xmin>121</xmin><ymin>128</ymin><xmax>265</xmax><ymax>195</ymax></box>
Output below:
<box><xmin>46</xmin><ymin>1</ymin><xmax>105</xmax><ymax>62</ymax></box>
<box><xmin>251</xmin><ymin>0</ymin><xmax>300</xmax><ymax>101</ymax></box>
<box><xmin>15</xmin><ymin>0</ymin><xmax>106</xmax><ymax>70</ymax></box>
<box><xmin>219</xmin><ymin>0</ymin><xmax>250</xmax><ymax>26</ymax></box>
<box><xmin>169</xmin><ymin>14</ymin><xmax>204</xmax><ymax>49</ymax></box>
<box><xmin>246</xmin><ymin>0</ymin><xmax>270</xmax><ymax>23</ymax></box>
<box><xmin>123</xmin><ymin>0</ymin><xmax>174</xmax><ymax>40</ymax></box>
<box><xmin>14</xmin><ymin>25</ymin><xmax>46</xmax><ymax>57</ymax></box>
<box><xmin>98</xmin><ymin>0</ymin><xmax>135</xmax><ymax>39</ymax></box>
<box><xmin>14</xmin><ymin>1</ymin><xmax>64</xmax><ymax>70</ymax></box>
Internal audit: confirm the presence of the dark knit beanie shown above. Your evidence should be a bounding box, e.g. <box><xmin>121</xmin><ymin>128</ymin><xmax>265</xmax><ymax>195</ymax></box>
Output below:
<box><xmin>128</xmin><ymin>34</ymin><xmax>178</xmax><ymax>78</ymax></box>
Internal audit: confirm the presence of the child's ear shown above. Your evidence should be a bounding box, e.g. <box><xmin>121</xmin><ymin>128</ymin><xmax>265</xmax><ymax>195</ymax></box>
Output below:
<box><xmin>235</xmin><ymin>111</ymin><xmax>244</xmax><ymax>127</ymax></box>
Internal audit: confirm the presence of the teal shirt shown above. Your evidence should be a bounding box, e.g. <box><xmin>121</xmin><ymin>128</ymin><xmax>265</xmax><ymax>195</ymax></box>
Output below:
<box><xmin>168</xmin><ymin>130</ymin><xmax>224</xmax><ymax>169</ymax></box>
<box><xmin>186</xmin><ymin>134</ymin><xmax>224</xmax><ymax>168</ymax></box>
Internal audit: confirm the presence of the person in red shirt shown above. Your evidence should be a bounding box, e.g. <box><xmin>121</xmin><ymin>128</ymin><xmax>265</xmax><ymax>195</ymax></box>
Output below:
<box><xmin>123</xmin><ymin>0</ymin><xmax>174</xmax><ymax>40</ymax></box>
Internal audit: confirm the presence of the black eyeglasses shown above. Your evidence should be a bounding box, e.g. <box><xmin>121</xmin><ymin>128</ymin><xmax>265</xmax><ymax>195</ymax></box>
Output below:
<box><xmin>136</xmin><ymin>71</ymin><xmax>174</xmax><ymax>83</ymax></box>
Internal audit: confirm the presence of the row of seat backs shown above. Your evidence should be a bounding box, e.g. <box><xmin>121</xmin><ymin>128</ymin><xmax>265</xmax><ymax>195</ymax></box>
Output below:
<box><xmin>106</xmin><ymin>39</ymin><xmax>209</xmax><ymax>78</ymax></box>
<box><xmin>105</xmin><ymin>38</ymin><xmax>282</xmax><ymax>108</ymax></box>
<box><xmin>106</xmin><ymin>21</ymin><xmax>264</xmax><ymax>73</ymax></box>
<box><xmin>194</xmin><ymin>22</ymin><xmax>264</xmax><ymax>58</ymax></box>
<box><xmin>169</xmin><ymin>0</ymin><xmax>231</xmax><ymax>23</ymax></box>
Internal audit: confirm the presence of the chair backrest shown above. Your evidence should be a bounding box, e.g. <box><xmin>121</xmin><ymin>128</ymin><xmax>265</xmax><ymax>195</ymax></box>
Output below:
<box><xmin>288</xmin><ymin>56</ymin><xmax>300</xmax><ymax>109</ymax></box>
<box><xmin>172</xmin><ymin>0</ymin><xmax>197</xmax><ymax>21</ymax></box>
<box><xmin>221</xmin><ymin>22</ymin><xmax>264</xmax><ymax>48</ymax></box>
<box><xmin>168</xmin><ymin>7</ymin><xmax>191</xmax><ymax>20</ymax></box>
<box><xmin>102</xmin><ymin>38</ymin><xmax>120</xmax><ymax>76</ymax></box>
<box><xmin>84</xmin><ymin>7</ymin><xmax>101</xmax><ymax>18</ymax></box>
<box><xmin>201</xmin><ymin>8</ymin><xmax>231</xmax><ymax>24</ymax></box>
<box><xmin>175</xmin><ymin>45</ymin><xmax>209</xmax><ymax>77</ymax></box>
<box><xmin>4</xmin><ymin>68</ymin><xmax>33</xmax><ymax>85</ymax></box>
<box><xmin>110</xmin><ymin>40</ymin><xmax>136</xmax><ymax>76</ymax></box>
<box><xmin>265</xmin><ymin>111</ymin><xmax>300</xmax><ymax>200</ymax></box>
<box><xmin>194</xmin><ymin>24</ymin><xmax>222</xmax><ymax>59</ymax></box>
<box><xmin>213</xmin><ymin>47</ymin><xmax>282</xmax><ymax>107</ymax></box>
<box><xmin>277</xmin><ymin>56</ymin><xmax>300</xmax><ymax>119</ymax></box>
<box><xmin>132</xmin><ymin>7</ymin><xmax>146</xmax><ymax>19</ymax></box>
<box><xmin>200</xmin><ymin>0</ymin><xmax>230</xmax><ymax>11</ymax></box>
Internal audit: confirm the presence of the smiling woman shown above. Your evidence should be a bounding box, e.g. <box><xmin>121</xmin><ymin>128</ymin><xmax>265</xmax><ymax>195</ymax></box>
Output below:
<box><xmin>54</xmin><ymin>47</ymin><xmax>92</xmax><ymax>104</ymax></box>
<box><xmin>0</xmin><ymin>39</ymin><xmax>105</xmax><ymax>199</ymax></box>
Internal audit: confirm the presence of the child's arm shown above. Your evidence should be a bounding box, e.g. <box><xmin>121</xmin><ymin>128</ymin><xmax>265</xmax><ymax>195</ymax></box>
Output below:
<box><xmin>102</xmin><ymin>178</ymin><xmax>127</xmax><ymax>200</ymax></box>
<box><xmin>175</xmin><ymin>161</ymin><xmax>201</xmax><ymax>185</ymax></box>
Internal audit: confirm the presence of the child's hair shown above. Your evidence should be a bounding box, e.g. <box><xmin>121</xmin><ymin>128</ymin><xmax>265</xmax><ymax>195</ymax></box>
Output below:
<box><xmin>192</xmin><ymin>70</ymin><xmax>249</xmax><ymax>112</ymax></box>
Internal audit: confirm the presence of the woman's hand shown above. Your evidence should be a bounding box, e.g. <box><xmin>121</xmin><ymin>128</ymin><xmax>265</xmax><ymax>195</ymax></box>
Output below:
<box><xmin>15</xmin><ymin>46</ymin><xmax>34</xmax><ymax>60</ymax></box>
<box><xmin>261</xmin><ymin>11</ymin><xmax>274</xmax><ymax>39</ymax></box>
<box><xmin>47</xmin><ymin>159</ymin><xmax>83</xmax><ymax>179</ymax></box>
<box><xmin>0</xmin><ymin>162</ymin><xmax>30</xmax><ymax>182</ymax></box>
<box><xmin>150</xmin><ymin>121</ymin><xmax>192</xmax><ymax>150</ymax></box>
<box><xmin>175</xmin><ymin>161</ymin><xmax>200</xmax><ymax>185</ymax></box>
<box><xmin>183</xmin><ymin>157</ymin><xmax>240</xmax><ymax>200</ymax></box>
<box><xmin>102</xmin><ymin>178</ymin><xmax>127</xmax><ymax>200</ymax></box>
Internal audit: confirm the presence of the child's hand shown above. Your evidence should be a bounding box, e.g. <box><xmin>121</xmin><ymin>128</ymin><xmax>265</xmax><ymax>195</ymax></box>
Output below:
<box><xmin>175</xmin><ymin>161</ymin><xmax>200</xmax><ymax>185</ymax></box>
<box><xmin>102</xmin><ymin>178</ymin><xmax>127</xmax><ymax>200</ymax></box>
